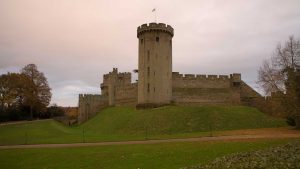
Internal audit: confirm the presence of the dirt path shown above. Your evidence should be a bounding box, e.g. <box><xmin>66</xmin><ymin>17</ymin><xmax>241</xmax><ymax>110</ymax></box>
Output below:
<box><xmin>1</xmin><ymin>133</ymin><xmax>300</xmax><ymax>149</ymax></box>
<box><xmin>0</xmin><ymin>119</ymin><xmax>51</xmax><ymax>126</ymax></box>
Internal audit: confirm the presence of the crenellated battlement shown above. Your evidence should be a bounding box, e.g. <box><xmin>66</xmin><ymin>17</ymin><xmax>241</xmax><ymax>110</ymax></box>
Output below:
<box><xmin>79</xmin><ymin>94</ymin><xmax>106</xmax><ymax>100</ymax></box>
<box><xmin>137</xmin><ymin>22</ymin><xmax>174</xmax><ymax>38</ymax></box>
<box><xmin>103</xmin><ymin>68</ymin><xmax>132</xmax><ymax>86</ymax></box>
<box><xmin>230</xmin><ymin>73</ymin><xmax>242</xmax><ymax>82</ymax></box>
<box><xmin>103</xmin><ymin>68</ymin><xmax>131</xmax><ymax>78</ymax></box>
<box><xmin>172</xmin><ymin>72</ymin><xmax>235</xmax><ymax>81</ymax></box>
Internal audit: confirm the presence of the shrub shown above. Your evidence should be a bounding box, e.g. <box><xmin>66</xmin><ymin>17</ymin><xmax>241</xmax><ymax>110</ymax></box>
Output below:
<box><xmin>286</xmin><ymin>116</ymin><xmax>296</xmax><ymax>126</ymax></box>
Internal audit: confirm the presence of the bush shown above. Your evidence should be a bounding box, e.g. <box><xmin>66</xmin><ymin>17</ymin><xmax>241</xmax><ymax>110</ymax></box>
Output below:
<box><xmin>286</xmin><ymin>116</ymin><xmax>296</xmax><ymax>126</ymax></box>
<box><xmin>45</xmin><ymin>105</ymin><xmax>65</xmax><ymax>118</ymax></box>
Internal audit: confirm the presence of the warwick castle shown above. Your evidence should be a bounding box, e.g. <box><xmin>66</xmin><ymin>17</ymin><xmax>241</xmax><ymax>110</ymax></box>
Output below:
<box><xmin>78</xmin><ymin>23</ymin><xmax>261</xmax><ymax>123</ymax></box>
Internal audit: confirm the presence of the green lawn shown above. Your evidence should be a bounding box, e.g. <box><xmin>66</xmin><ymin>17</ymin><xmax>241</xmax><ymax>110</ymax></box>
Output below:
<box><xmin>0</xmin><ymin>139</ymin><xmax>295</xmax><ymax>169</ymax></box>
<box><xmin>0</xmin><ymin>105</ymin><xmax>286</xmax><ymax>145</ymax></box>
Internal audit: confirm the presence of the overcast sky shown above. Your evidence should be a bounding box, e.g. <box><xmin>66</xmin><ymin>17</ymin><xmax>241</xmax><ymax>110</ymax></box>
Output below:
<box><xmin>1</xmin><ymin>0</ymin><xmax>300</xmax><ymax>106</ymax></box>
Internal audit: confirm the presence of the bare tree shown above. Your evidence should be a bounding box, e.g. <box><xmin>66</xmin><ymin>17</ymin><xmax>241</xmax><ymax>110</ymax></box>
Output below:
<box><xmin>258</xmin><ymin>36</ymin><xmax>300</xmax><ymax>95</ymax></box>
<box><xmin>258</xmin><ymin>36</ymin><xmax>300</xmax><ymax>123</ymax></box>
<box><xmin>258</xmin><ymin>59</ymin><xmax>285</xmax><ymax>95</ymax></box>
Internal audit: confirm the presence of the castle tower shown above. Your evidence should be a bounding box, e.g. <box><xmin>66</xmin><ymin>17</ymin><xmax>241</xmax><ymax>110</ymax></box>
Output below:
<box><xmin>137</xmin><ymin>23</ymin><xmax>174</xmax><ymax>106</ymax></box>
<box><xmin>101</xmin><ymin>68</ymin><xmax>132</xmax><ymax>106</ymax></box>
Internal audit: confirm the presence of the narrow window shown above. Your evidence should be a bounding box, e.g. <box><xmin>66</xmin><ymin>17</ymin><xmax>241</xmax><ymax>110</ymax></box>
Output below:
<box><xmin>147</xmin><ymin>83</ymin><xmax>150</xmax><ymax>93</ymax></box>
<box><xmin>147</xmin><ymin>67</ymin><xmax>150</xmax><ymax>77</ymax></box>
<box><xmin>153</xmin><ymin>71</ymin><xmax>155</xmax><ymax>76</ymax></box>
<box><xmin>156</xmin><ymin>37</ymin><xmax>159</xmax><ymax>42</ymax></box>
<box><xmin>153</xmin><ymin>87</ymin><xmax>155</xmax><ymax>93</ymax></box>
<box><xmin>147</xmin><ymin>50</ymin><xmax>150</xmax><ymax>61</ymax></box>
<box><xmin>141</xmin><ymin>39</ymin><xmax>144</xmax><ymax>44</ymax></box>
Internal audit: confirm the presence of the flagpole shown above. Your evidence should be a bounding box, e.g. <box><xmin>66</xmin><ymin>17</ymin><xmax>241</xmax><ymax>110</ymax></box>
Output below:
<box><xmin>152</xmin><ymin>8</ymin><xmax>157</xmax><ymax>23</ymax></box>
<box><xmin>155</xmin><ymin>10</ymin><xmax>157</xmax><ymax>23</ymax></box>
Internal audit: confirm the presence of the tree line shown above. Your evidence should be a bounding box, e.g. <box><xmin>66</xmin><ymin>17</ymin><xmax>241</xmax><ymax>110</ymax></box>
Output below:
<box><xmin>0</xmin><ymin>64</ymin><xmax>58</xmax><ymax>121</ymax></box>
<box><xmin>258</xmin><ymin>36</ymin><xmax>300</xmax><ymax>127</ymax></box>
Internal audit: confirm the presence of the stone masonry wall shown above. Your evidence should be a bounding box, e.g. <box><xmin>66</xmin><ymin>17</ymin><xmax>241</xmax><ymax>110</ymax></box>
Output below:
<box><xmin>115</xmin><ymin>83</ymin><xmax>138</xmax><ymax>106</ymax></box>
<box><xmin>78</xmin><ymin>70</ymin><xmax>262</xmax><ymax>123</ymax></box>
<box><xmin>240</xmin><ymin>81</ymin><xmax>262</xmax><ymax>107</ymax></box>
<box><xmin>78</xmin><ymin>94</ymin><xmax>108</xmax><ymax>124</ymax></box>
<box><xmin>172</xmin><ymin>72</ymin><xmax>242</xmax><ymax>105</ymax></box>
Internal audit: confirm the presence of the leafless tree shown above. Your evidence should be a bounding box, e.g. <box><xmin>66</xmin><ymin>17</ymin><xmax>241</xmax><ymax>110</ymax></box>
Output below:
<box><xmin>258</xmin><ymin>36</ymin><xmax>300</xmax><ymax>95</ymax></box>
<box><xmin>258</xmin><ymin>36</ymin><xmax>300</xmax><ymax>122</ymax></box>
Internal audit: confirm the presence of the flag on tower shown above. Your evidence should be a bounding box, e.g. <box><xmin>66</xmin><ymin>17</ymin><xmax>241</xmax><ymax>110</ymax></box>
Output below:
<box><xmin>152</xmin><ymin>8</ymin><xmax>156</xmax><ymax>12</ymax></box>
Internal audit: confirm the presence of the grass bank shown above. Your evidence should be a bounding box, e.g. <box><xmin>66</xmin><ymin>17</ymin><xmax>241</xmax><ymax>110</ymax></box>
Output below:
<box><xmin>0</xmin><ymin>105</ymin><xmax>286</xmax><ymax>145</ymax></box>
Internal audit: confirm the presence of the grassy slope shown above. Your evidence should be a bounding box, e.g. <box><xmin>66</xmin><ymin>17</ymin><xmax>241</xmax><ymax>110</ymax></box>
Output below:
<box><xmin>0</xmin><ymin>120</ymin><xmax>82</xmax><ymax>145</ymax></box>
<box><xmin>0</xmin><ymin>105</ymin><xmax>286</xmax><ymax>145</ymax></box>
<box><xmin>0</xmin><ymin>139</ymin><xmax>294</xmax><ymax>169</ymax></box>
<box><xmin>83</xmin><ymin>106</ymin><xmax>285</xmax><ymax>135</ymax></box>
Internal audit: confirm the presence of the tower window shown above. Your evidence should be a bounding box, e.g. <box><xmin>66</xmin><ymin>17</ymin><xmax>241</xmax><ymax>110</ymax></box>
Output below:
<box><xmin>147</xmin><ymin>67</ymin><xmax>150</xmax><ymax>77</ymax></box>
<box><xmin>153</xmin><ymin>87</ymin><xmax>155</xmax><ymax>93</ymax></box>
<box><xmin>141</xmin><ymin>39</ymin><xmax>143</xmax><ymax>44</ymax></box>
<box><xmin>147</xmin><ymin>50</ymin><xmax>150</xmax><ymax>61</ymax></box>
<box><xmin>147</xmin><ymin>83</ymin><xmax>150</xmax><ymax>93</ymax></box>
<box><xmin>154</xmin><ymin>71</ymin><xmax>155</xmax><ymax>76</ymax></box>
<box><xmin>156</xmin><ymin>37</ymin><xmax>159</xmax><ymax>42</ymax></box>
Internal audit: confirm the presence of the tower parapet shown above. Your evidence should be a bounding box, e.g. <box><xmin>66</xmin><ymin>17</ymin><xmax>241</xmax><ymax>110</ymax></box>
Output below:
<box><xmin>137</xmin><ymin>23</ymin><xmax>174</xmax><ymax>38</ymax></box>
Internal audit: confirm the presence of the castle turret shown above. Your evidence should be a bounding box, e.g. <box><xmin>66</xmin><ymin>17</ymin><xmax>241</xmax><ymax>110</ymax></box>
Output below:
<box><xmin>100</xmin><ymin>68</ymin><xmax>132</xmax><ymax>106</ymax></box>
<box><xmin>137</xmin><ymin>23</ymin><xmax>174</xmax><ymax>107</ymax></box>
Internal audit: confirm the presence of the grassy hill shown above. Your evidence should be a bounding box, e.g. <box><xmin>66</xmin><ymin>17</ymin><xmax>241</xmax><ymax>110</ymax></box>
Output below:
<box><xmin>0</xmin><ymin>105</ymin><xmax>286</xmax><ymax>145</ymax></box>
<box><xmin>82</xmin><ymin>106</ymin><xmax>285</xmax><ymax>134</ymax></box>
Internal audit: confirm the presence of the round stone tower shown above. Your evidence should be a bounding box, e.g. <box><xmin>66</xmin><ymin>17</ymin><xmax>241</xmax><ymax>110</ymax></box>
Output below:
<box><xmin>137</xmin><ymin>23</ymin><xmax>174</xmax><ymax>107</ymax></box>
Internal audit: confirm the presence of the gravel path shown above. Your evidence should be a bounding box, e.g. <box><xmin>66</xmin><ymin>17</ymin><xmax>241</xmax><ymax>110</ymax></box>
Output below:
<box><xmin>0</xmin><ymin>133</ymin><xmax>300</xmax><ymax>149</ymax></box>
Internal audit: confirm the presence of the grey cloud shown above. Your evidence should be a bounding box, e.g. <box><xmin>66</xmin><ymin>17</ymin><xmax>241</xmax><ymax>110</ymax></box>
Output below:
<box><xmin>1</xmin><ymin>0</ymin><xmax>300</xmax><ymax>106</ymax></box>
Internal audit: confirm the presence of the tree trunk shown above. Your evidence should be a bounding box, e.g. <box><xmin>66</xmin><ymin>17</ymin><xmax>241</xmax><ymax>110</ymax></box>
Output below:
<box><xmin>30</xmin><ymin>105</ymin><xmax>33</xmax><ymax>121</ymax></box>
<box><xmin>296</xmin><ymin>115</ymin><xmax>300</xmax><ymax>130</ymax></box>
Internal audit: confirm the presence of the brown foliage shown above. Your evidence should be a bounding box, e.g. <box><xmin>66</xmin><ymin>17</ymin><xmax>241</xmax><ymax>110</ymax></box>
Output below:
<box><xmin>21</xmin><ymin>64</ymin><xmax>52</xmax><ymax>119</ymax></box>
<box><xmin>0</xmin><ymin>73</ymin><xmax>30</xmax><ymax>109</ymax></box>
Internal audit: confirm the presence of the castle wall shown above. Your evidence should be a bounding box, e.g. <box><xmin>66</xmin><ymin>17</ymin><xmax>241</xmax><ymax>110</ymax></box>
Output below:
<box><xmin>240</xmin><ymin>81</ymin><xmax>262</xmax><ymax>106</ymax></box>
<box><xmin>76</xmin><ymin>22</ymin><xmax>266</xmax><ymax>123</ymax></box>
<box><xmin>78</xmin><ymin>94</ymin><xmax>108</xmax><ymax>124</ymax></box>
<box><xmin>101</xmin><ymin>68</ymin><xmax>132</xmax><ymax>106</ymax></box>
<box><xmin>172</xmin><ymin>72</ymin><xmax>231</xmax><ymax>88</ymax></box>
<box><xmin>115</xmin><ymin>83</ymin><xmax>138</xmax><ymax>106</ymax></box>
<box><xmin>172</xmin><ymin>73</ymin><xmax>241</xmax><ymax>105</ymax></box>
